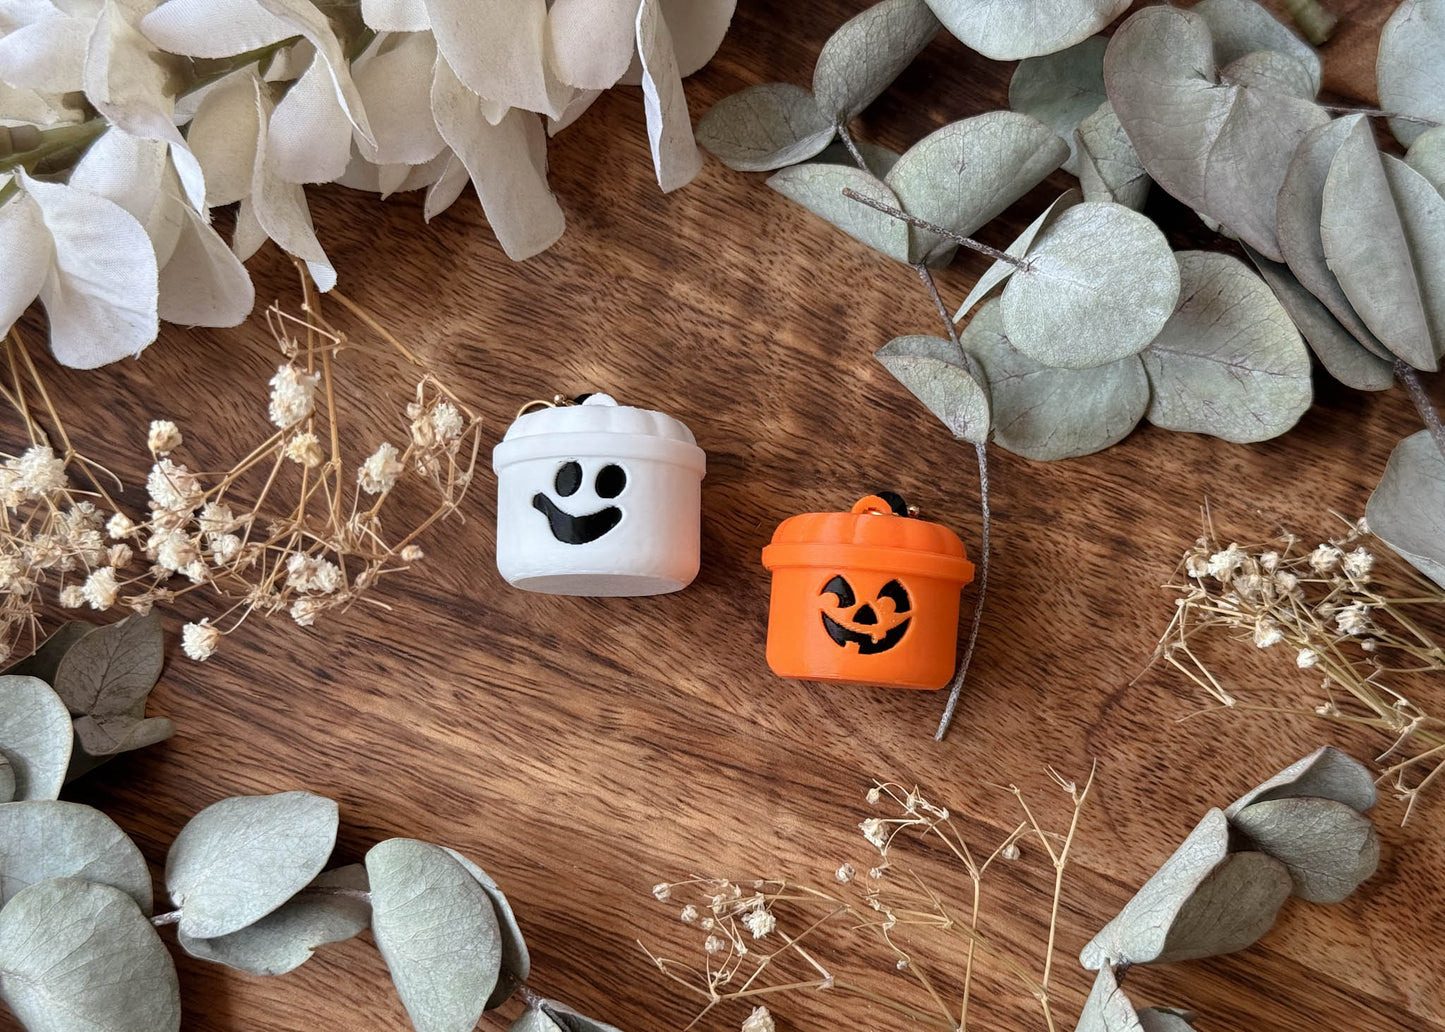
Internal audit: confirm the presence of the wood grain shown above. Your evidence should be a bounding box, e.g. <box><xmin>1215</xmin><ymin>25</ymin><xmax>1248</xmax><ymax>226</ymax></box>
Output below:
<box><xmin>6</xmin><ymin>2</ymin><xmax>1444</xmax><ymax>1032</ymax></box>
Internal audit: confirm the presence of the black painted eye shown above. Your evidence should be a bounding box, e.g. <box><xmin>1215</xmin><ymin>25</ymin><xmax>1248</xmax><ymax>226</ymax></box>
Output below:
<box><xmin>878</xmin><ymin>579</ymin><xmax>911</xmax><ymax>614</ymax></box>
<box><xmin>820</xmin><ymin>575</ymin><xmax>856</xmax><ymax>607</ymax></box>
<box><xmin>595</xmin><ymin>464</ymin><xmax>626</xmax><ymax>498</ymax></box>
<box><xmin>555</xmin><ymin>461</ymin><xmax>582</xmax><ymax>497</ymax></box>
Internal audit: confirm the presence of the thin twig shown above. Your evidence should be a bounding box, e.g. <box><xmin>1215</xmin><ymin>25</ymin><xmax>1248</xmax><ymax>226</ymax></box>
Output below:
<box><xmin>841</xmin><ymin>189</ymin><xmax>1030</xmax><ymax>270</ymax></box>
<box><xmin>1395</xmin><ymin>361</ymin><xmax>1445</xmax><ymax>461</ymax></box>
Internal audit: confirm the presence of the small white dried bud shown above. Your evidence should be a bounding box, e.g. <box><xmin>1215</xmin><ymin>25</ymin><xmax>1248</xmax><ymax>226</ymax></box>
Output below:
<box><xmin>358</xmin><ymin>442</ymin><xmax>403</xmax><ymax>495</ymax></box>
<box><xmin>1309</xmin><ymin>544</ymin><xmax>1342</xmax><ymax>574</ymax></box>
<box><xmin>146</xmin><ymin>460</ymin><xmax>202</xmax><ymax>512</ymax></box>
<box><xmin>431</xmin><ymin>401</ymin><xmax>464</xmax><ymax>442</ymax></box>
<box><xmin>1253</xmin><ymin>619</ymin><xmax>1283</xmax><ymax>648</ymax></box>
<box><xmin>679</xmin><ymin>905</ymin><xmax>698</xmax><ymax>924</ymax></box>
<box><xmin>284</xmin><ymin>431</ymin><xmax>324</xmax><ymax>468</ymax></box>
<box><xmin>1259</xmin><ymin>550</ymin><xmax>1281</xmax><ymax>572</ymax></box>
<box><xmin>106</xmin><ymin>512</ymin><xmax>135</xmax><ymax>540</ymax></box>
<box><xmin>703</xmin><ymin>935</ymin><xmax>724</xmax><ymax>955</ymax></box>
<box><xmin>107</xmin><ymin>544</ymin><xmax>133</xmax><ymax>568</ymax></box>
<box><xmin>147</xmin><ymin>420</ymin><xmax>182</xmax><ymax>455</ymax></box>
<box><xmin>651</xmin><ymin>883</ymin><xmax>671</xmax><ymax>901</ymax></box>
<box><xmin>1342</xmin><ymin>547</ymin><xmax>1374</xmax><ymax>581</ymax></box>
<box><xmin>741</xmin><ymin>907</ymin><xmax>775</xmax><ymax>939</ymax></box>
<box><xmin>399</xmin><ymin>544</ymin><xmax>424</xmax><ymax>562</ymax></box>
<box><xmin>1207</xmin><ymin>544</ymin><xmax>1247</xmax><ymax>582</ymax></box>
<box><xmin>181</xmin><ymin>620</ymin><xmax>219</xmax><ymax>661</ymax></box>
<box><xmin>81</xmin><ymin>567</ymin><xmax>119</xmax><ymax>610</ymax></box>
<box><xmin>866</xmin><ymin>786</ymin><xmax>882</xmax><ymax>805</ymax></box>
<box><xmin>835</xmin><ymin>863</ymin><xmax>855</xmax><ymax>884</ymax></box>
<box><xmin>1315</xmin><ymin>699</ymin><xmax>1340</xmax><ymax>717</ymax></box>
<box><xmin>58</xmin><ymin>585</ymin><xmax>85</xmax><ymax>608</ymax></box>
<box><xmin>859</xmin><ymin>818</ymin><xmax>887</xmax><ymax>849</ymax></box>
<box><xmin>1002</xmin><ymin>842</ymin><xmax>1021</xmax><ymax>861</ymax></box>
<box><xmin>290</xmin><ymin>597</ymin><xmax>326</xmax><ymax>627</ymax></box>
<box><xmin>740</xmin><ymin>1006</ymin><xmax>775</xmax><ymax>1032</ymax></box>
<box><xmin>1296</xmin><ymin>648</ymin><xmax>1319</xmax><ymax>669</ymax></box>
<box><xmin>268</xmin><ymin>364</ymin><xmax>319</xmax><ymax>427</ymax></box>
<box><xmin>1335</xmin><ymin>603</ymin><xmax>1372</xmax><ymax>637</ymax></box>
<box><xmin>895</xmin><ymin>958</ymin><xmax>909</xmax><ymax>971</ymax></box>
<box><xmin>210</xmin><ymin>534</ymin><xmax>242</xmax><ymax>565</ymax></box>
<box><xmin>1274</xmin><ymin>571</ymin><xmax>1300</xmax><ymax>596</ymax></box>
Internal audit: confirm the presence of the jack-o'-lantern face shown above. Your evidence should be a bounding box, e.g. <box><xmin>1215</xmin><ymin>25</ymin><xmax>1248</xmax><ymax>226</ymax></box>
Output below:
<box><xmin>531</xmin><ymin>459</ymin><xmax>628</xmax><ymax>544</ymax></box>
<box><xmin>819</xmin><ymin>574</ymin><xmax>911</xmax><ymax>654</ymax></box>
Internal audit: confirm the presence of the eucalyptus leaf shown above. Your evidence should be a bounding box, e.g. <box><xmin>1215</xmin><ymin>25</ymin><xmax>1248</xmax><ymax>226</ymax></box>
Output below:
<box><xmin>165</xmin><ymin>790</ymin><xmax>340</xmax><ymax>939</ymax></box>
<box><xmin>1141</xmin><ymin>251</ymin><xmax>1312</xmax><ymax>443</ymax></box>
<box><xmin>74</xmin><ymin>714</ymin><xmax>176</xmax><ymax>759</ymax></box>
<box><xmin>1381</xmin><ymin>154</ymin><xmax>1445</xmax><ymax>365</ymax></box>
<box><xmin>1104</xmin><ymin>5</ymin><xmax>1329</xmax><ymax>261</ymax></box>
<box><xmin>1219</xmin><ymin>50</ymin><xmax>1318</xmax><ymax>100</ymax></box>
<box><xmin>1376</xmin><ymin>0</ymin><xmax>1445</xmax><ymax>147</ymax></box>
<box><xmin>52</xmin><ymin>609</ymin><xmax>163</xmax><ymax>719</ymax></box>
<box><xmin>541</xmin><ymin>1000</ymin><xmax>628</xmax><ymax>1032</ymax></box>
<box><xmin>811</xmin><ymin>140</ymin><xmax>902</xmax><ymax>177</ymax></box>
<box><xmin>512</xmin><ymin>1009</ymin><xmax>566</xmax><ymax>1032</ymax></box>
<box><xmin>767</xmin><ymin>163</ymin><xmax>909</xmax><ymax>262</ymax></box>
<box><xmin>1224</xmin><ymin>746</ymin><xmax>1378</xmax><ymax>816</ymax></box>
<box><xmin>1075</xmin><ymin>963</ymin><xmax>1144</xmax><ymax>1032</ymax></box>
<box><xmin>1276</xmin><ymin>115</ymin><xmax>1395</xmax><ymax>361</ymax></box>
<box><xmin>1001</xmin><ymin>201</ymin><xmax>1179</xmax><ymax>369</ymax></box>
<box><xmin>922</xmin><ymin>0</ymin><xmax>1129</xmax><ymax>61</ymax></box>
<box><xmin>1321</xmin><ymin>116</ymin><xmax>1437</xmax><ymax>371</ymax></box>
<box><xmin>1366</xmin><ymin>430</ymin><xmax>1445</xmax><ymax>590</ymax></box>
<box><xmin>178</xmin><ymin>865</ymin><xmax>370</xmax><ymax>975</ymax></box>
<box><xmin>1008</xmin><ymin>35</ymin><xmax>1108</xmax><ymax>174</ymax></box>
<box><xmin>813</xmin><ymin>0</ymin><xmax>940</xmax><ymax>124</ymax></box>
<box><xmin>876</xmin><ymin>334</ymin><xmax>991</xmax><ymax>443</ymax></box>
<box><xmin>2</xmin><ymin>622</ymin><xmax>93</xmax><ymax>683</ymax></box>
<box><xmin>694</xmin><ymin>84</ymin><xmax>835</xmax><ymax>173</ymax></box>
<box><xmin>0</xmin><ymin>674</ymin><xmax>72</xmax><ymax>800</ymax></box>
<box><xmin>1138</xmin><ymin>1010</ymin><xmax>1200</xmax><ymax>1032</ymax></box>
<box><xmin>1192</xmin><ymin>0</ymin><xmax>1322</xmax><ymax>94</ymax></box>
<box><xmin>0</xmin><ymin>757</ymin><xmax>12</xmax><ymax>804</ymax></box>
<box><xmin>1075</xmin><ymin>101</ymin><xmax>1150</xmax><ymax>211</ymax></box>
<box><xmin>0</xmin><ymin>800</ymin><xmax>153</xmax><ymax>911</ymax></box>
<box><xmin>1244</xmin><ymin>245</ymin><xmax>1394</xmax><ymax>391</ymax></box>
<box><xmin>442</xmin><ymin>847</ymin><xmax>531</xmax><ymax>1010</ymax></box>
<box><xmin>1406</xmin><ymin>125</ymin><xmax>1445</xmax><ymax>192</ymax></box>
<box><xmin>0</xmin><ymin>878</ymin><xmax>179</xmax><ymax>1032</ymax></box>
<box><xmin>884</xmin><ymin>110</ymin><xmax>1068</xmax><ymax>263</ymax></box>
<box><xmin>954</xmin><ymin>189</ymin><xmax>1079</xmax><ymax>320</ymax></box>
<box><xmin>1230</xmin><ymin>797</ymin><xmax>1379</xmax><ymax>903</ymax></box>
<box><xmin>367</xmin><ymin>838</ymin><xmax>502</xmax><ymax>1032</ymax></box>
<box><xmin>962</xmin><ymin>298</ymin><xmax>1148</xmax><ymax>460</ymax></box>
<box><xmin>1155</xmin><ymin>850</ymin><xmax>1293</xmax><ymax>962</ymax></box>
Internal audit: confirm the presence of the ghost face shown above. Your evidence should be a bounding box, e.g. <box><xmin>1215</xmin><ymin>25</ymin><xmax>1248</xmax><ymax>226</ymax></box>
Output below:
<box><xmin>532</xmin><ymin>460</ymin><xmax>628</xmax><ymax>544</ymax></box>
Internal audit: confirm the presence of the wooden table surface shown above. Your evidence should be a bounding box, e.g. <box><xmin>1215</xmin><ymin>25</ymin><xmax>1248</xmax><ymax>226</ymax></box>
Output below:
<box><xmin>11</xmin><ymin>2</ymin><xmax>1444</xmax><ymax>1031</ymax></box>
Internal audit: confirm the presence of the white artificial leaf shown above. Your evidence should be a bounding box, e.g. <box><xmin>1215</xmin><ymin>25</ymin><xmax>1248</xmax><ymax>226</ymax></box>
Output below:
<box><xmin>1220</xmin><ymin>49</ymin><xmax>1317</xmax><ymax>100</ymax></box>
<box><xmin>141</xmin><ymin>0</ymin><xmax>294</xmax><ymax>56</ymax></box>
<box><xmin>653</xmin><ymin>0</ymin><xmax>735</xmax><ymax>77</ymax></box>
<box><xmin>186</xmin><ymin>69</ymin><xmax>261</xmax><ymax>207</ymax></box>
<box><xmin>431</xmin><ymin>61</ymin><xmax>565</xmax><ymax>259</ymax></box>
<box><xmin>68</xmin><ymin>130</ymin><xmax>184</xmax><ymax>267</ymax></box>
<box><xmin>424</xmin><ymin>151</ymin><xmax>469</xmax><ymax>220</ymax></box>
<box><xmin>255</xmin><ymin>0</ymin><xmax>374</xmax><ymax>145</ymax></box>
<box><xmin>548</xmin><ymin>0</ymin><xmax>639</xmax><ymax>90</ymax></box>
<box><xmin>20</xmin><ymin>170</ymin><xmax>159</xmax><ymax>368</ymax></box>
<box><xmin>266</xmin><ymin>53</ymin><xmax>354</xmax><ymax>183</ymax></box>
<box><xmin>441</xmin><ymin>847</ymin><xmax>531</xmax><ymax>1009</ymax></box>
<box><xmin>1075</xmin><ymin>965</ymin><xmax>1145</xmax><ymax>1032</ymax></box>
<box><xmin>248</xmin><ymin>77</ymin><xmax>337</xmax><ymax>289</ymax></box>
<box><xmin>159</xmin><ymin>203</ymin><xmax>255</xmax><ymax>326</ymax></box>
<box><xmin>361</xmin><ymin>0</ymin><xmax>429</xmax><ymax>32</ymax></box>
<box><xmin>1226</xmin><ymin>746</ymin><xmax>1378</xmax><ymax>816</ymax></box>
<box><xmin>233</xmin><ymin>197</ymin><xmax>266</xmax><ymax>260</ymax></box>
<box><xmin>423</xmin><ymin>0</ymin><xmax>566</xmax><ymax>117</ymax></box>
<box><xmin>637</xmin><ymin>0</ymin><xmax>703</xmax><ymax>192</ymax></box>
<box><xmin>0</xmin><ymin>10</ymin><xmax>90</xmax><ymax>92</ymax></box>
<box><xmin>1377</xmin><ymin>0</ymin><xmax>1445</xmax><ymax>147</ymax></box>
<box><xmin>352</xmin><ymin>31</ymin><xmax>446</xmax><ymax>166</ymax></box>
<box><xmin>0</xmin><ymin>189</ymin><xmax>51</xmax><ymax>337</ymax></box>
<box><xmin>1381</xmin><ymin>154</ymin><xmax>1445</xmax><ymax>367</ymax></box>
<box><xmin>925</xmin><ymin>0</ymin><xmax>1129</xmax><ymax>60</ymax></box>
<box><xmin>549</xmin><ymin>88</ymin><xmax>602</xmax><ymax>135</ymax></box>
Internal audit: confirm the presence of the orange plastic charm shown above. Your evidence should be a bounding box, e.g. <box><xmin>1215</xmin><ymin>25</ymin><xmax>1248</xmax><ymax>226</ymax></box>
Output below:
<box><xmin>761</xmin><ymin>494</ymin><xmax>975</xmax><ymax>690</ymax></box>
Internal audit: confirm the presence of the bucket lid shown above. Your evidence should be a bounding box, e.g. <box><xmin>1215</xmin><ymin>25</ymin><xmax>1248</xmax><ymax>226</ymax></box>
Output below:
<box><xmin>493</xmin><ymin>393</ymin><xmax>705</xmax><ymax>474</ymax></box>
<box><xmin>762</xmin><ymin>494</ymin><xmax>974</xmax><ymax>583</ymax></box>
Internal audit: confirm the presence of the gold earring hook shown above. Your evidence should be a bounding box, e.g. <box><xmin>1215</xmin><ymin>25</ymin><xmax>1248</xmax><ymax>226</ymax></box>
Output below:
<box><xmin>515</xmin><ymin>394</ymin><xmax>575</xmax><ymax>419</ymax></box>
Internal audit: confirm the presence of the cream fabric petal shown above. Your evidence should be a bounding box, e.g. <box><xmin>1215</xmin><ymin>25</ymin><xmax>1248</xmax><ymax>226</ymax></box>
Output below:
<box><xmin>18</xmin><ymin>169</ymin><xmax>159</xmax><ymax>368</ymax></box>
<box><xmin>248</xmin><ymin>77</ymin><xmax>336</xmax><ymax>289</ymax></box>
<box><xmin>255</xmin><ymin>0</ymin><xmax>374</xmax><ymax>144</ymax></box>
<box><xmin>186</xmin><ymin>69</ymin><xmax>260</xmax><ymax>206</ymax></box>
<box><xmin>68</xmin><ymin>129</ymin><xmax>183</xmax><ymax>266</ymax></box>
<box><xmin>232</xmin><ymin>196</ymin><xmax>265</xmax><ymax>260</ymax></box>
<box><xmin>0</xmin><ymin>81</ymin><xmax>82</xmax><ymax>125</ymax></box>
<box><xmin>0</xmin><ymin>14</ymin><xmax>89</xmax><ymax>91</ymax></box>
<box><xmin>267</xmin><ymin>54</ymin><xmax>353</xmax><ymax>183</ymax></box>
<box><xmin>636</xmin><ymin>0</ymin><xmax>702</xmax><ymax>192</ymax></box>
<box><xmin>360</xmin><ymin>0</ymin><xmax>427</xmax><ymax>32</ymax></box>
<box><xmin>423</xmin><ymin>0</ymin><xmax>566</xmax><ymax>117</ymax></box>
<box><xmin>0</xmin><ymin>188</ymin><xmax>53</xmax><ymax>336</ymax></box>
<box><xmin>430</xmin><ymin>60</ymin><xmax>563</xmax><ymax>258</ymax></box>
<box><xmin>548</xmin><ymin>88</ymin><xmax>600</xmax><ymax>136</ymax></box>
<box><xmin>352</xmin><ymin>31</ymin><xmax>445</xmax><ymax>165</ymax></box>
<box><xmin>262</xmin><ymin>36</ymin><xmax>313</xmax><ymax>81</ymax></box>
<box><xmin>375</xmin><ymin>161</ymin><xmax>410</xmax><ymax>197</ymax></box>
<box><xmin>139</xmin><ymin>0</ymin><xmax>292</xmax><ymax>57</ymax></box>
<box><xmin>423</xmin><ymin>150</ymin><xmax>468</xmax><ymax>220</ymax></box>
<box><xmin>547</xmin><ymin>0</ymin><xmax>638</xmax><ymax>90</ymax></box>
<box><xmin>656</xmin><ymin>0</ymin><xmax>734</xmax><ymax>76</ymax></box>
<box><xmin>159</xmin><ymin>202</ymin><xmax>254</xmax><ymax>325</ymax></box>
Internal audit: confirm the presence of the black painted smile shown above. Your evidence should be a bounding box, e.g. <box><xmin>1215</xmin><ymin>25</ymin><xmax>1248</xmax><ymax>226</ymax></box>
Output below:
<box><xmin>821</xmin><ymin>613</ymin><xmax>911</xmax><ymax>654</ymax></box>
<box><xmin>532</xmin><ymin>492</ymin><xmax>622</xmax><ymax>545</ymax></box>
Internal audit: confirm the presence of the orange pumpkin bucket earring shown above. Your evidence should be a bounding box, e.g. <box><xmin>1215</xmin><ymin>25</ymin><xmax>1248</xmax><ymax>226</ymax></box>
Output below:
<box><xmin>761</xmin><ymin>493</ymin><xmax>975</xmax><ymax>690</ymax></box>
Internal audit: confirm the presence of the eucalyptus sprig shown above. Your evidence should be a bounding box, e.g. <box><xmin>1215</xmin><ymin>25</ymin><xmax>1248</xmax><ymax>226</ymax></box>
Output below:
<box><xmin>694</xmin><ymin>0</ymin><xmax>1445</xmax><ymax>737</ymax></box>
<box><xmin>0</xmin><ymin>625</ymin><xmax>627</xmax><ymax>1032</ymax></box>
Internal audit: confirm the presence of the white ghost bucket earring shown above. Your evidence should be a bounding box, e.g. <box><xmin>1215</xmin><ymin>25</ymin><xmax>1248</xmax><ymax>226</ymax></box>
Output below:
<box><xmin>492</xmin><ymin>393</ymin><xmax>706</xmax><ymax>596</ymax></box>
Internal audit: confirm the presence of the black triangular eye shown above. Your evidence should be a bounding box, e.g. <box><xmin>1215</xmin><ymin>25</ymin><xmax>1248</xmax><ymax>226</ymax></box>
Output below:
<box><xmin>878</xmin><ymin>579</ymin><xmax>910</xmax><ymax>613</ymax></box>
<box><xmin>820</xmin><ymin>575</ymin><xmax>855</xmax><ymax>607</ymax></box>
<box><xmin>555</xmin><ymin>461</ymin><xmax>582</xmax><ymax>497</ymax></box>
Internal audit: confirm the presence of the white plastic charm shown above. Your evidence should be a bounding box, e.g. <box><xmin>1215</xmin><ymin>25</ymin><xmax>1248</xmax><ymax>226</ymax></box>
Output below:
<box><xmin>492</xmin><ymin>393</ymin><xmax>706</xmax><ymax>596</ymax></box>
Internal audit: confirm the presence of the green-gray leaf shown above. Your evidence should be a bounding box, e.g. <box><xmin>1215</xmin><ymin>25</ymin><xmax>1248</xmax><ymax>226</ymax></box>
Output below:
<box><xmin>1002</xmin><ymin>201</ymin><xmax>1178</xmax><ymax>369</ymax></box>
<box><xmin>1075</xmin><ymin>101</ymin><xmax>1150</xmax><ymax>211</ymax></box>
<box><xmin>52</xmin><ymin>609</ymin><xmax>163</xmax><ymax>719</ymax></box>
<box><xmin>767</xmin><ymin>163</ymin><xmax>909</xmax><ymax>262</ymax></box>
<box><xmin>1230</xmin><ymin>797</ymin><xmax>1379</xmax><ymax>902</ymax></box>
<box><xmin>1407</xmin><ymin>125</ymin><xmax>1445</xmax><ymax>192</ymax></box>
<box><xmin>0</xmin><ymin>757</ymin><xmax>12</xmax><ymax>804</ymax></box>
<box><xmin>0</xmin><ymin>800</ymin><xmax>152</xmax><ymax>911</ymax></box>
<box><xmin>367</xmin><ymin>838</ymin><xmax>501</xmax><ymax>1032</ymax></box>
<box><xmin>1244</xmin><ymin>245</ymin><xmax>1394</xmax><ymax>391</ymax></box>
<box><xmin>1220</xmin><ymin>50</ymin><xmax>1318</xmax><ymax>99</ymax></box>
<box><xmin>1193</xmin><ymin>0</ymin><xmax>1322</xmax><ymax>94</ymax></box>
<box><xmin>0</xmin><ymin>878</ymin><xmax>179</xmax><ymax>1032</ymax></box>
<box><xmin>954</xmin><ymin>190</ymin><xmax>1079</xmax><ymax>320</ymax></box>
<box><xmin>810</xmin><ymin>139</ymin><xmax>902</xmax><ymax>176</ymax></box>
<box><xmin>923</xmin><ymin>0</ymin><xmax>1129</xmax><ymax>60</ymax></box>
<box><xmin>512</xmin><ymin>1009</ymin><xmax>565</xmax><ymax>1032</ymax></box>
<box><xmin>541</xmin><ymin>1000</ymin><xmax>628</xmax><ymax>1032</ymax></box>
<box><xmin>1075</xmin><ymin>964</ymin><xmax>1143</xmax><ymax>1032</ymax></box>
<box><xmin>1321</xmin><ymin>116</ymin><xmax>1437</xmax><ymax>371</ymax></box>
<box><xmin>1367</xmin><ymin>430</ymin><xmax>1445</xmax><ymax>589</ymax></box>
<box><xmin>1276</xmin><ymin>115</ymin><xmax>1393</xmax><ymax>360</ymax></box>
<box><xmin>178</xmin><ymin>865</ymin><xmax>370</xmax><ymax>975</ymax></box>
<box><xmin>0</xmin><ymin>675</ymin><xmax>72</xmax><ymax>800</ymax></box>
<box><xmin>1224</xmin><ymin>746</ymin><xmax>1378</xmax><ymax>816</ymax></box>
<box><xmin>1377</xmin><ymin>0</ymin><xmax>1445</xmax><ymax>147</ymax></box>
<box><xmin>1008</xmin><ymin>35</ymin><xmax>1108</xmax><ymax>175</ymax></box>
<box><xmin>1104</xmin><ymin>5</ymin><xmax>1328</xmax><ymax>261</ymax></box>
<box><xmin>813</xmin><ymin>0</ymin><xmax>940</xmax><ymax>123</ymax></box>
<box><xmin>884</xmin><ymin>111</ymin><xmax>1068</xmax><ymax>263</ymax></box>
<box><xmin>876</xmin><ymin>334</ymin><xmax>991</xmax><ymax>443</ymax></box>
<box><xmin>72</xmin><ymin>713</ymin><xmax>176</xmax><ymax>761</ymax></box>
<box><xmin>1381</xmin><ymin>153</ymin><xmax>1445</xmax><ymax>366</ymax></box>
<box><xmin>442</xmin><ymin>848</ymin><xmax>530</xmax><ymax>1010</ymax></box>
<box><xmin>1153</xmin><ymin>850</ymin><xmax>1292</xmax><ymax>961</ymax></box>
<box><xmin>1138</xmin><ymin>1010</ymin><xmax>1200</xmax><ymax>1032</ymax></box>
<box><xmin>962</xmin><ymin>298</ymin><xmax>1148</xmax><ymax>460</ymax></box>
<box><xmin>165</xmin><ymin>790</ymin><xmax>339</xmax><ymax>939</ymax></box>
<box><xmin>694</xmin><ymin>84</ymin><xmax>835</xmax><ymax>173</ymax></box>
<box><xmin>3</xmin><ymin>623</ymin><xmax>93</xmax><ymax>683</ymax></box>
<box><xmin>1141</xmin><ymin>251</ymin><xmax>1312</xmax><ymax>443</ymax></box>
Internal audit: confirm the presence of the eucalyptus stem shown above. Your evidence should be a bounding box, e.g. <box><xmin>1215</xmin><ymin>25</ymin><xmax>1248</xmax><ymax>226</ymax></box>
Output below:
<box><xmin>1395</xmin><ymin>361</ymin><xmax>1445</xmax><ymax>461</ymax></box>
<box><xmin>1319</xmin><ymin>105</ymin><xmax>1442</xmax><ymax>126</ymax></box>
<box><xmin>840</xmin><ymin>188</ymin><xmax>1029</xmax><ymax>271</ymax></box>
